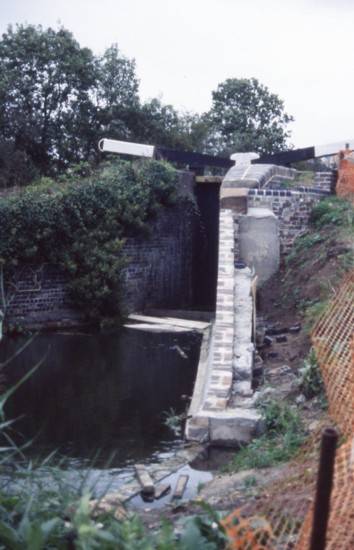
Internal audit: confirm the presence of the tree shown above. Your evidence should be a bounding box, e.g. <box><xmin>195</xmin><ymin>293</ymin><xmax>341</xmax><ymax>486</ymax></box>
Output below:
<box><xmin>0</xmin><ymin>26</ymin><xmax>140</xmax><ymax>183</ymax></box>
<box><xmin>93</xmin><ymin>44</ymin><xmax>140</xmax><ymax>143</ymax></box>
<box><xmin>0</xmin><ymin>25</ymin><xmax>294</xmax><ymax>188</ymax></box>
<box><xmin>206</xmin><ymin>78</ymin><xmax>293</xmax><ymax>156</ymax></box>
<box><xmin>0</xmin><ymin>24</ymin><xmax>97</xmax><ymax>176</ymax></box>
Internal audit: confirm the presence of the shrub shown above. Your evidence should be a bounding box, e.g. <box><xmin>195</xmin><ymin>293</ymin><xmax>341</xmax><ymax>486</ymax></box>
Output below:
<box><xmin>0</xmin><ymin>160</ymin><xmax>178</xmax><ymax>323</ymax></box>
<box><xmin>309</xmin><ymin>197</ymin><xmax>354</xmax><ymax>229</ymax></box>
<box><xmin>299</xmin><ymin>349</ymin><xmax>325</xmax><ymax>400</ymax></box>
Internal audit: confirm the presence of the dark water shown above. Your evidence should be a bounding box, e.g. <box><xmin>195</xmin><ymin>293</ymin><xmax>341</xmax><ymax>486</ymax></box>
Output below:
<box><xmin>1</xmin><ymin>328</ymin><xmax>201</xmax><ymax>469</ymax></box>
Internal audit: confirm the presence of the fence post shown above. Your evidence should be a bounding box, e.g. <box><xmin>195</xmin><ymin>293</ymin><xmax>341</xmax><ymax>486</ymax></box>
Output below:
<box><xmin>309</xmin><ymin>427</ymin><xmax>338</xmax><ymax>550</ymax></box>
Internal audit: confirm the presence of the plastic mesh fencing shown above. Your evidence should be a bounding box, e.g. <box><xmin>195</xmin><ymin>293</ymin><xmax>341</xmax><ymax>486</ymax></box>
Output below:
<box><xmin>336</xmin><ymin>150</ymin><xmax>354</xmax><ymax>203</ymax></box>
<box><xmin>296</xmin><ymin>271</ymin><xmax>354</xmax><ymax>549</ymax></box>
<box><xmin>223</xmin><ymin>270</ymin><xmax>354</xmax><ymax>549</ymax></box>
<box><xmin>222</xmin><ymin>427</ymin><xmax>327</xmax><ymax>549</ymax></box>
<box><xmin>310</xmin><ymin>271</ymin><xmax>354</xmax><ymax>438</ymax></box>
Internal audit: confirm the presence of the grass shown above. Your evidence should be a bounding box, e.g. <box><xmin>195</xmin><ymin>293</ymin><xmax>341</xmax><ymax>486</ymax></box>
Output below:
<box><xmin>309</xmin><ymin>197</ymin><xmax>354</xmax><ymax>229</ymax></box>
<box><xmin>224</xmin><ymin>400</ymin><xmax>305</xmax><ymax>474</ymax></box>
<box><xmin>281</xmin><ymin>197</ymin><xmax>354</xmax><ymax>329</ymax></box>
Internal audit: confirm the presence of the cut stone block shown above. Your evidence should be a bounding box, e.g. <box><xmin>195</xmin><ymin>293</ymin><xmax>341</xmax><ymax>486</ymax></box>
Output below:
<box><xmin>185</xmin><ymin>415</ymin><xmax>209</xmax><ymax>442</ymax></box>
<box><xmin>210</xmin><ymin>408</ymin><xmax>264</xmax><ymax>446</ymax></box>
<box><xmin>234</xmin><ymin>380</ymin><xmax>253</xmax><ymax>397</ymax></box>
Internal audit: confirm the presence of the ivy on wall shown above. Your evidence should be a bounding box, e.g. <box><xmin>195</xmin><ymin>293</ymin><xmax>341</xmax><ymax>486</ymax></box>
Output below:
<box><xmin>0</xmin><ymin>160</ymin><xmax>178</xmax><ymax>323</ymax></box>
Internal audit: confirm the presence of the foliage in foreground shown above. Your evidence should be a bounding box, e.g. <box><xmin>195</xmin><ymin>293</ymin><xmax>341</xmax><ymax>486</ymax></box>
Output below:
<box><xmin>225</xmin><ymin>400</ymin><xmax>305</xmax><ymax>473</ymax></box>
<box><xmin>0</xmin><ymin>488</ymin><xmax>227</xmax><ymax>550</ymax></box>
<box><xmin>0</xmin><ymin>159</ymin><xmax>178</xmax><ymax>323</ymax></box>
<box><xmin>0</xmin><ymin>460</ymin><xmax>228</xmax><ymax>549</ymax></box>
<box><xmin>0</xmin><ymin>363</ymin><xmax>228</xmax><ymax>550</ymax></box>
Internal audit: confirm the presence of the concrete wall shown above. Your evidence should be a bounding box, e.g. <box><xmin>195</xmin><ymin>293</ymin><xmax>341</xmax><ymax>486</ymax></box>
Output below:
<box><xmin>238</xmin><ymin>208</ymin><xmax>280</xmax><ymax>285</ymax></box>
<box><xmin>247</xmin><ymin>187</ymin><xmax>329</xmax><ymax>255</ymax></box>
<box><xmin>5</xmin><ymin>171</ymin><xmax>197</xmax><ymax>328</ymax></box>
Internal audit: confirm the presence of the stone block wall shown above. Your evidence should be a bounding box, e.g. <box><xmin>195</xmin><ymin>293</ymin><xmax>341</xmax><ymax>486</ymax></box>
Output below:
<box><xmin>313</xmin><ymin>171</ymin><xmax>336</xmax><ymax>193</ymax></box>
<box><xmin>5</xmin><ymin>171</ymin><xmax>197</xmax><ymax>327</ymax></box>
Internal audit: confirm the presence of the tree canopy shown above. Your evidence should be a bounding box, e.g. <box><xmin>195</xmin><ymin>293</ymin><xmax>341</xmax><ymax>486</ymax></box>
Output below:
<box><xmin>0</xmin><ymin>24</ymin><xmax>293</xmax><ymax>187</ymax></box>
<box><xmin>206</xmin><ymin>78</ymin><xmax>293</xmax><ymax>156</ymax></box>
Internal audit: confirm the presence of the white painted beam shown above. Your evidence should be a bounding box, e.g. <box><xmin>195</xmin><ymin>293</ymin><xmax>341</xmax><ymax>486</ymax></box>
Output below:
<box><xmin>98</xmin><ymin>138</ymin><xmax>155</xmax><ymax>158</ymax></box>
<box><xmin>315</xmin><ymin>140</ymin><xmax>354</xmax><ymax>158</ymax></box>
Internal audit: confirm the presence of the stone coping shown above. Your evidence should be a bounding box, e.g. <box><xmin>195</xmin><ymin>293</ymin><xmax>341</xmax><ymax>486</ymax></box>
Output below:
<box><xmin>185</xmin><ymin>209</ymin><xmax>263</xmax><ymax>446</ymax></box>
<box><xmin>222</xmin><ymin>164</ymin><xmax>296</xmax><ymax>189</ymax></box>
<box><xmin>248</xmin><ymin>187</ymin><xmax>331</xmax><ymax>196</ymax></box>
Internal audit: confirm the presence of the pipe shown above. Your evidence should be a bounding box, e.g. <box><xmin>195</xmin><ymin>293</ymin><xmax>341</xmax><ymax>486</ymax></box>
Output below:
<box><xmin>309</xmin><ymin>427</ymin><xmax>338</xmax><ymax>550</ymax></box>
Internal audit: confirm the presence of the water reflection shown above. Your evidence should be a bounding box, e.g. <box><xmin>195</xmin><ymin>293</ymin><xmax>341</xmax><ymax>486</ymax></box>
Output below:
<box><xmin>1</xmin><ymin>328</ymin><xmax>201</xmax><ymax>468</ymax></box>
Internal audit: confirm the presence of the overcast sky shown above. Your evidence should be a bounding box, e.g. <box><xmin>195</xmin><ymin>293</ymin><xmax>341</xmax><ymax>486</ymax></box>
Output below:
<box><xmin>1</xmin><ymin>0</ymin><xmax>354</xmax><ymax>149</ymax></box>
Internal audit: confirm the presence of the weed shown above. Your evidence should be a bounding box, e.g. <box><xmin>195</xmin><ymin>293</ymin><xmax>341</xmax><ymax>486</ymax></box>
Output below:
<box><xmin>162</xmin><ymin>407</ymin><xmax>185</xmax><ymax>437</ymax></box>
<box><xmin>224</xmin><ymin>400</ymin><xmax>305</xmax><ymax>473</ymax></box>
<box><xmin>224</xmin><ymin>432</ymin><xmax>304</xmax><ymax>472</ymax></box>
<box><xmin>304</xmin><ymin>300</ymin><xmax>329</xmax><ymax>330</ymax></box>
<box><xmin>294</xmin><ymin>233</ymin><xmax>324</xmax><ymax>252</ymax></box>
<box><xmin>197</xmin><ymin>482</ymin><xmax>205</xmax><ymax>494</ymax></box>
<box><xmin>310</xmin><ymin>197</ymin><xmax>354</xmax><ymax>229</ymax></box>
<box><xmin>259</xmin><ymin>399</ymin><xmax>302</xmax><ymax>436</ymax></box>
<box><xmin>243</xmin><ymin>475</ymin><xmax>257</xmax><ymax>489</ymax></box>
<box><xmin>299</xmin><ymin>349</ymin><xmax>325</xmax><ymax>401</ymax></box>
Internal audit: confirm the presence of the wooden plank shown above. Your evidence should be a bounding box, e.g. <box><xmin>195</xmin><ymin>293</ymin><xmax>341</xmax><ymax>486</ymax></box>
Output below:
<box><xmin>172</xmin><ymin>474</ymin><xmax>189</xmax><ymax>499</ymax></box>
<box><xmin>135</xmin><ymin>464</ymin><xmax>155</xmax><ymax>496</ymax></box>
<box><xmin>127</xmin><ymin>314</ymin><xmax>209</xmax><ymax>331</ymax></box>
<box><xmin>154</xmin><ymin>483</ymin><xmax>171</xmax><ymax>500</ymax></box>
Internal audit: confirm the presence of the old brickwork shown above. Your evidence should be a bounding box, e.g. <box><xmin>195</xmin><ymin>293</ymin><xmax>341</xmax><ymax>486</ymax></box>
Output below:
<box><xmin>5</xmin><ymin>265</ymin><xmax>79</xmax><ymax>326</ymax></box>
<box><xmin>245</xmin><ymin>187</ymin><xmax>330</xmax><ymax>255</ymax></box>
<box><xmin>5</xmin><ymin>172</ymin><xmax>197</xmax><ymax>327</ymax></box>
<box><xmin>120</xmin><ymin>198</ymin><xmax>195</xmax><ymax>312</ymax></box>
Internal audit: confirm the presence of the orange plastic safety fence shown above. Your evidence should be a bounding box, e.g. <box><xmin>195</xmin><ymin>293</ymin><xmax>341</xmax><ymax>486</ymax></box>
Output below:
<box><xmin>224</xmin><ymin>271</ymin><xmax>354</xmax><ymax>549</ymax></box>
<box><xmin>297</xmin><ymin>270</ymin><xmax>354</xmax><ymax>550</ymax></box>
<box><xmin>311</xmin><ymin>271</ymin><xmax>354</xmax><ymax>439</ymax></box>
<box><xmin>222</xmin><ymin>428</ymin><xmax>325</xmax><ymax>549</ymax></box>
<box><xmin>296</xmin><ymin>436</ymin><xmax>354</xmax><ymax>549</ymax></box>
<box><xmin>336</xmin><ymin>151</ymin><xmax>354</xmax><ymax>203</ymax></box>
<box><xmin>296</xmin><ymin>271</ymin><xmax>354</xmax><ymax>549</ymax></box>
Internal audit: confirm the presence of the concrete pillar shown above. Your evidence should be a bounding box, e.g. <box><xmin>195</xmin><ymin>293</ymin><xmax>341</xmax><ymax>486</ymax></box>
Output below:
<box><xmin>238</xmin><ymin>208</ymin><xmax>280</xmax><ymax>285</ymax></box>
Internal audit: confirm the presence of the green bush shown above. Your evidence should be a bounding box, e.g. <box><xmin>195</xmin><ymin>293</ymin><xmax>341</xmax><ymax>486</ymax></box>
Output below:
<box><xmin>259</xmin><ymin>399</ymin><xmax>302</xmax><ymax>436</ymax></box>
<box><xmin>225</xmin><ymin>400</ymin><xmax>305</xmax><ymax>473</ymax></box>
<box><xmin>0</xmin><ymin>160</ymin><xmax>178</xmax><ymax>323</ymax></box>
<box><xmin>299</xmin><ymin>349</ymin><xmax>325</xmax><ymax>400</ymax></box>
<box><xmin>309</xmin><ymin>197</ymin><xmax>354</xmax><ymax>229</ymax></box>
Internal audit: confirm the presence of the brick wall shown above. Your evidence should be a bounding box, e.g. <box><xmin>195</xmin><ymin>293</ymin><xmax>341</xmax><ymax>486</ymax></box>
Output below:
<box><xmin>227</xmin><ymin>185</ymin><xmax>330</xmax><ymax>258</ymax></box>
<box><xmin>5</xmin><ymin>171</ymin><xmax>197</xmax><ymax>328</ymax></box>
<box><xmin>5</xmin><ymin>265</ymin><xmax>80</xmax><ymax>326</ymax></box>
<box><xmin>121</xmin><ymin>197</ymin><xmax>196</xmax><ymax>312</ymax></box>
